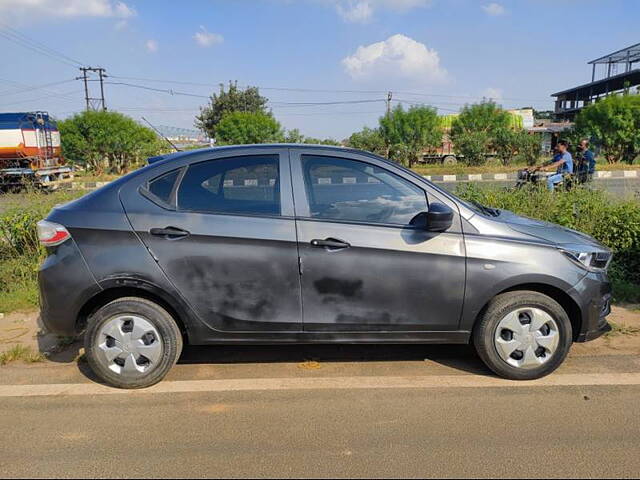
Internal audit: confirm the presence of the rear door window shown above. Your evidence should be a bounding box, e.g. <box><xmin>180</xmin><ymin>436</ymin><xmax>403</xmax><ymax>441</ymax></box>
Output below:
<box><xmin>177</xmin><ymin>155</ymin><xmax>281</xmax><ymax>216</ymax></box>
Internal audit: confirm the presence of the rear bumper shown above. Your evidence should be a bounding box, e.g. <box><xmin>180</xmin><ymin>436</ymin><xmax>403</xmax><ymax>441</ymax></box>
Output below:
<box><xmin>38</xmin><ymin>239</ymin><xmax>101</xmax><ymax>336</ymax></box>
<box><xmin>570</xmin><ymin>271</ymin><xmax>612</xmax><ymax>343</ymax></box>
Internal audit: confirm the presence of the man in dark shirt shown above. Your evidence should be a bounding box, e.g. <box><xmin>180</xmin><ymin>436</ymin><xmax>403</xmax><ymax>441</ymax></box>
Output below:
<box><xmin>579</xmin><ymin>139</ymin><xmax>596</xmax><ymax>180</ymax></box>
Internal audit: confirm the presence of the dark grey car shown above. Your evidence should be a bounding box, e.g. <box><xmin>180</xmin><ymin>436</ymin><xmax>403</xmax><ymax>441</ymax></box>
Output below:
<box><xmin>37</xmin><ymin>145</ymin><xmax>612</xmax><ymax>388</ymax></box>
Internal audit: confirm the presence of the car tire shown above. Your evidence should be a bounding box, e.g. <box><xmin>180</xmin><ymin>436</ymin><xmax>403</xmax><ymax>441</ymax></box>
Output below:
<box><xmin>84</xmin><ymin>297</ymin><xmax>183</xmax><ymax>389</ymax></box>
<box><xmin>473</xmin><ymin>291</ymin><xmax>572</xmax><ymax>380</ymax></box>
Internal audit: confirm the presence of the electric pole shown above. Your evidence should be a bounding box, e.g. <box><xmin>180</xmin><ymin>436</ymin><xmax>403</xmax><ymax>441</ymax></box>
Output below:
<box><xmin>77</xmin><ymin>67</ymin><xmax>107</xmax><ymax>111</ymax></box>
<box><xmin>385</xmin><ymin>91</ymin><xmax>393</xmax><ymax>158</ymax></box>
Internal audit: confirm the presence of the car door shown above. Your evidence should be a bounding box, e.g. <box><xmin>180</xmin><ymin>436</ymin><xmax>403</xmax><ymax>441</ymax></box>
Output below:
<box><xmin>290</xmin><ymin>148</ymin><xmax>465</xmax><ymax>332</ymax></box>
<box><xmin>121</xmin><ymin>148</ymin><xmax>302</xmax><ymax>333</ymax></box>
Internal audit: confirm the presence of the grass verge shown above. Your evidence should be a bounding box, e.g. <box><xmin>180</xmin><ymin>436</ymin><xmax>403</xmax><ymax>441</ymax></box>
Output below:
<box><xmin>0</xmin><ymin>345</ymin><xmax>45</xmax><ymax>366</ymax></box>
<box><xmin>0</xmin><ymin>189</ymin><xmax>85</xmax><ymax>314</ymax></box>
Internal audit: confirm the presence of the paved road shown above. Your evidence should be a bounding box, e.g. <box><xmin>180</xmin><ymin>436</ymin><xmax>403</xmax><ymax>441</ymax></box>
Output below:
<box><xmin>1</xmin><ymin>345</ymin><xmax>639</xmax><ymax>478</ymax></box>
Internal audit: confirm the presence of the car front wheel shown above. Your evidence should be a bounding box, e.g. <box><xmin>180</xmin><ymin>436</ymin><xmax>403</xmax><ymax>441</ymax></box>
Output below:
<box><xmin>473</xmin><ymin>291</ymin><xmax>573</xmax><ymax>380</ymax></box>
<box><xmin>85</xmin><ymin>297</ymin><xmax>183</xmax><ymax>389</ymax></box>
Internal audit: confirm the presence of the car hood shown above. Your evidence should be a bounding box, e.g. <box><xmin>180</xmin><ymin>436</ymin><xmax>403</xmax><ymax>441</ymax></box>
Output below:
<box><xmin>491</xmin><ymin>210</ymin><xmax>606</xmax><ymax>250</ymax></box>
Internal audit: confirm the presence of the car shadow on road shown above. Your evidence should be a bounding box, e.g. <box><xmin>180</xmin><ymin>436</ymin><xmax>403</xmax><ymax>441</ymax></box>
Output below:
<box><xmin>177</xmin><ymin>343</ymin><xmax>492</xmax><ymax>376</ymax></box>
<box><xmin>64</xmin><ymin>344</ymin><xmax>492</xmax><ymax>385</ymax></box>
<box><xmin>45</xmin><ymin>338</ymin><xmax>491</xmax><ymax>385</ymax></box>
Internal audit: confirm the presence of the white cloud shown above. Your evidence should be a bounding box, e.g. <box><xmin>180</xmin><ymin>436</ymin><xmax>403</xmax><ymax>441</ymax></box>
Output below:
<box><xmin>342</xmin><ymin>34</ymin><xmax>447</xmax><ymax>84</ymax></box>
<box><xmin>145</xmin><ymin>39</ymin><xmax>158</xmax><ymax>53</ymax></box>
<box><xmin>336</xmin><ymin>1</ymin><xmax>373</xmax><ymax>23</ymax></box>
<box><xmin>0</xmin><ymin>0</ymin><xmax>136</xmax><ymax>19</ymax></box>
<box><xmin>483</xmin><ymin>87</ymin><xmax>503</xmax><ymax>102</ymax></box>
<box><xmin>482</xmin><ymin>2</ymin><xmax>506</xmax><ymax>16</ymax></box>
<box><xmin>193</xmin><ymin>26</ymin><xmax>224</xmax><ymax>47</ymax></box>
<box><xmin>332</xmin><ymin>0</ymin><xmax>431</xmax><ymax>23</ymax></box>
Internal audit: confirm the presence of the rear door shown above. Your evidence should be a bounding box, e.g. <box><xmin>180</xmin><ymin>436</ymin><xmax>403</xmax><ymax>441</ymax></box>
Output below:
<box><xmin>121</xmin><ymin>148</ymin><xmax>302</xmax><ymax>333</ymax></box>
<box><xmin>290</xmin><ymin>148</ymin><xmax>466</xmax><ymax>332</ymax></box>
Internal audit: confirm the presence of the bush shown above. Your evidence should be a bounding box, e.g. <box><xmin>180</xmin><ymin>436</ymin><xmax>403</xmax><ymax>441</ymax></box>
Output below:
<box><xmin>455</xmin><ymin>183</ymin><xmax>640</xmax><ymax>303</ymax></box>
<box><xmin>0</xmin><ymin>190</ymin><xmax>84</xmax><ymax>313</ymax></box>
<box><xmin>58</xmin><ymin>111</ymin><xmax>167</xmax><ymax>174</ymax></box>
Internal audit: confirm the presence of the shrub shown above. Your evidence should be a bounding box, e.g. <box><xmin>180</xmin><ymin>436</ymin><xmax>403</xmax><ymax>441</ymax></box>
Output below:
<box><xmin>0</xmin><ymin>190</ymin><xmax>84</xmax><ymax>313</ymax></box>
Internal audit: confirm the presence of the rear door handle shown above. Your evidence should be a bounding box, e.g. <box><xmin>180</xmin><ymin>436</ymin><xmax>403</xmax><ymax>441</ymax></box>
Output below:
<box><xmin>310</xmin><ymin>237</ymin><xmax>351</xmax><ymax>250</ymax></box>
<box><xmin>150</xmin><ymin>226</ymin><xmax>190</xmax><ymax>239</ymax></box>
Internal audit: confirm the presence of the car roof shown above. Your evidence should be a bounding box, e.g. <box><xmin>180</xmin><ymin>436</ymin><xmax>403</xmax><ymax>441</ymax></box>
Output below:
<box><xmin>148</xmin><ymin>143</ymin><xmax>369</xmax><ymax>164</ymax></box>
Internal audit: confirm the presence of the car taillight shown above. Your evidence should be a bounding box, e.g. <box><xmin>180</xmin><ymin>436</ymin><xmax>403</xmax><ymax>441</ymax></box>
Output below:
<box><xmin>37</xmin><ymin>220</ymin><xmax>71</xmax><ymax>246</ymax></box>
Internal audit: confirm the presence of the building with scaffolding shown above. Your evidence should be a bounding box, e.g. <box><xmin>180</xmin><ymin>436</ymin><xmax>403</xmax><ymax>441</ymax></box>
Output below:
<box><xmin>552</xmin><ymin>42</ymin><xmax>640</xmax><ymax>121</ymax></box>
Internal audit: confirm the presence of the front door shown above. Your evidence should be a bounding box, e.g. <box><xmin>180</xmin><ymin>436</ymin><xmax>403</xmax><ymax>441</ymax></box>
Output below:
<box><xmin>122</xmin><ymin>149</ymin><xmax>302</xmax><ymax>333</ymax></box>
<box><xmin>290</xmin><ymin>149</ymin><xmax>465</xmax><ymax>332</ymax></box>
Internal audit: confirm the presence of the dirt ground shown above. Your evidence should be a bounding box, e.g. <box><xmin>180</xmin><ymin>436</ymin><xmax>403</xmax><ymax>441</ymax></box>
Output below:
<box><xmin>1</xmin><ymin>305</ymin><xmax>639</xmax><ymax>365</ymax></box>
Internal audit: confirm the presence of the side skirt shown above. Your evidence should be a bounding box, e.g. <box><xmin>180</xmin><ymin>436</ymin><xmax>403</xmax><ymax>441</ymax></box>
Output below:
<box><xmin>188</xmin><ymin>330</ymin><xmax>471</xmax><ymax>345</ymax></box>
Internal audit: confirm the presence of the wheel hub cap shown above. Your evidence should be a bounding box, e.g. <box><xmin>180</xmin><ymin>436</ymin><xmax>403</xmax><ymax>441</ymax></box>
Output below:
<box><xmin>96</xmin><ymin>315</ymin><xmax>163</xmax><ymax>376</ymax></box>
<box><xmin>494</xmin><ymin>308</ymin><xmax>560</xmax><ymax>370</ymax></box>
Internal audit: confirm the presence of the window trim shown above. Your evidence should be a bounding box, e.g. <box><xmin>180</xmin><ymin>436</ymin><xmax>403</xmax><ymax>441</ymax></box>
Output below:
<box><xmin>293</xmin><ymin>152</ymin><xmax>429</xmax><ymax>228</ymax></box>
<box><xmin>174</xmin><ymin>154</ymin><xmax>284</xmax><ymax>218</ymax></box>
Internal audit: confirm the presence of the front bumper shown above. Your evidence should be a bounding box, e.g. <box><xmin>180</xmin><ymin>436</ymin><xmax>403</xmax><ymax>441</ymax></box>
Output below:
<box><xmin>570</xmin><ymin>271</ymin><xmax>612</xmax><ymax>342</ymax></box>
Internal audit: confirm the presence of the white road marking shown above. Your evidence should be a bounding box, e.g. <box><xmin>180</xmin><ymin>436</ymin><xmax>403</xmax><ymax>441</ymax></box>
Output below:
<box><xmin>1</xmin><ymin>373</ymin><xmax>640</xmax><ymax>398</ymax></box>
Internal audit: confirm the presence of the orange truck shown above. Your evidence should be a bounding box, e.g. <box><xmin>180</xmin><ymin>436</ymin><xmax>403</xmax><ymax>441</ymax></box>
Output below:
<box><xmin>0</xmin><ymin>111</ymin><xmax>73</xmax><ymax>190</ymax></box>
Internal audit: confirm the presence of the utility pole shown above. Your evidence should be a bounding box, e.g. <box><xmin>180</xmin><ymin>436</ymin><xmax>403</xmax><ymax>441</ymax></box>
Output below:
<box><xmin>385</xmin><ymin>91</ymin><xmax>393</xmax><ymax>159</ymax></box>
<box><xmin>77</xmin><ymin>67</ymin><xmax>107</xmax><ymax>111</ymax></box>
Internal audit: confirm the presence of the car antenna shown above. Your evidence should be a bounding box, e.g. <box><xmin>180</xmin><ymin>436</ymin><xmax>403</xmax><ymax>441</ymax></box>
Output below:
<box><xmin>141</xmin><ymin>117</ymin><xmax>181</xmax><ymax>152</ymax></box>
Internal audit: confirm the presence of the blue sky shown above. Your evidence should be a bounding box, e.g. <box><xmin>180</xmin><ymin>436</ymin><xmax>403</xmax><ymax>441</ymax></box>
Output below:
<box><xmin>0</xmin><ymin>0</ymin><xmax>638</xmax><ymax>139</ymax></box>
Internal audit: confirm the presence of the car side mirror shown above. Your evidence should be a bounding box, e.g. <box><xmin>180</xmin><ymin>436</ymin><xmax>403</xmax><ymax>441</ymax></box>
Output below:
<box><xmin>410</xmin><ymin>202</ymin><xmax>454</xmax><ymax>232</ymax></box>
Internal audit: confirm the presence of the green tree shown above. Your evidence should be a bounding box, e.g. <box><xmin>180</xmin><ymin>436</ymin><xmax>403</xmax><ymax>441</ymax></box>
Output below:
<box><xmin>574</xmin><ymin>93</ymin><xmax>640</xmax><ymax>164</ymax></box>
<box><xmin>450</xmin><ymin>102</ymin><xmax>512</xmax><ymax>165</ymax></box>
<box><xmin>346</xmin><ymin>127</ymin><xmax>386</xmax><ymax>156</ymax></box>
<box><xmin>283</xmin><ymin>128</ymin><xmax>305</xmax><ymax>143</ymax></box>
<box><xmin>494</xmin><ymin>129</ymin><xmax>542</xmax><ymax>166</ymax></box>
<box><xmin>195</xmin><ymin>81</ymin><xmax>269</xmax><ymax>140</ymax></box>
<box><xmin>379</xmin><ymin>105</ymin><xmax>442</xmax><ymax>167</ymax></box>
<box><xmin>515</xmin><ymin>131</ymin><xmax>543</xmax><ymax>166</ymax></box>
<box><xmin>283</xmin><ymin>129</ymin><xmax>340</xmax><ymax>145</ymax></box>
<box><xmin>58</xmin><ymin>111</ymin><xmax>166</xmax><ymax>174</ymax></box>
<box><xmin>494</xmin><ymin>128</ymin><xmax>520</xmax><ymax>166</ymax></box>
<box><xmin>215</xmin><ymin>111</ymin><xmax>283</xmax><ymax>145</ymax></box>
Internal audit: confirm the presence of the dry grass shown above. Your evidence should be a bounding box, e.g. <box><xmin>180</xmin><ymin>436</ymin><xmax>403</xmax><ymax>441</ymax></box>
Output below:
<box><xmin>605</xmin><ymin>321</ymin><xmax>640</xmax><ymax>338</ymax></box>
<box><xmin>0</xmin><ymin>344</ymin><xmax>45</xmax><ymax>366</ymax></box>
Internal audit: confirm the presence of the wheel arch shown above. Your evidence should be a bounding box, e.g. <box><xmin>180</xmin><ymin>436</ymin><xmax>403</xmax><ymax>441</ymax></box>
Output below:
<box><xmin>76</xmin><ymin>282</ymin><xmax>192</xmax><ymax>343</ymax></box>
<box><xmin>472</xmin><ymin>283</ymin><xmax>583</xmax><ymax>341</ymax></box>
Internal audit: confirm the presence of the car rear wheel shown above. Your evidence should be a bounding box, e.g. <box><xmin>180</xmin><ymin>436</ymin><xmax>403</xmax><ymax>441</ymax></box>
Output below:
<box><xmin>85</xmin><ymin>297</ymin><xmax>183</xmax><ymax>389</ymax></box>
<box><xmin>473</xmin><ymin>291</ymin><xmax>572</xmax><ymax>380</ymax></box>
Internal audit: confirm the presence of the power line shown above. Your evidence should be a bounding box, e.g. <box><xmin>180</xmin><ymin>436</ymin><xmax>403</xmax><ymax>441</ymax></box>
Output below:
<box><xmin>105</xmin><ymin>81</ymin><xmax>210</xmax><ymax>99</ymax></box>
<box><xmin>0</xmin><ymin>90</ymin><xmax>84</xmax><ymax>108</ymax></box>
<box><xmin>0</xmin><ymin>78</ymin><xmax>76</xmax><ymax>97</ymax></box>
<box><xmin>0</xmin><ymin>22</ymin><xmax>88</xmax><ymax>68</ymax></box>
<box><xmin>108</xmin><ymin>74</ymin><xmax>552</xmax><ymax>104</ymax></box>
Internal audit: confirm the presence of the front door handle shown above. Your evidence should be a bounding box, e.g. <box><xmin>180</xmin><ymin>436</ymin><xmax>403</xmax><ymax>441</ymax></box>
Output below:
<box><xmin>150</xmin><ymin>226</ymin><xmax>190</xmax><ymax>239</ymax></box>
<box><xmin>310</xmin><ymin>237</ymin><xmax>351</xmax><ymax>250</ymax></box>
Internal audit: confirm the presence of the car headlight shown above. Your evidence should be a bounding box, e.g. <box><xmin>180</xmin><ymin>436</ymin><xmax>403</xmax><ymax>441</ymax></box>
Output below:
<box><xmin>560</xmin><ymin>249</ymin><xmax>612</xmax><ymax>272</ymax></box>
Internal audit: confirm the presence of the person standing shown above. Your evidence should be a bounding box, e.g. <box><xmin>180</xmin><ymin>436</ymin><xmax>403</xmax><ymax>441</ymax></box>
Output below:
<box><xmin>540</xmin><ymin>140</ymin><xmax>573</xmax><ymax>191</ymax></box>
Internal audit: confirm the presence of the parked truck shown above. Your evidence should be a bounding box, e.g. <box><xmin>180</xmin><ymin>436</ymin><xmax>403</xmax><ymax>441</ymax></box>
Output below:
<box><xmin>0</xmin><ymin>111</ymin><xmax>72</xmax><ymax>191</ymax></box>
<box><xmin>421</xmin><ymin>108</ymin><xmax>532</xmax><ymax>164</ymax></box>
